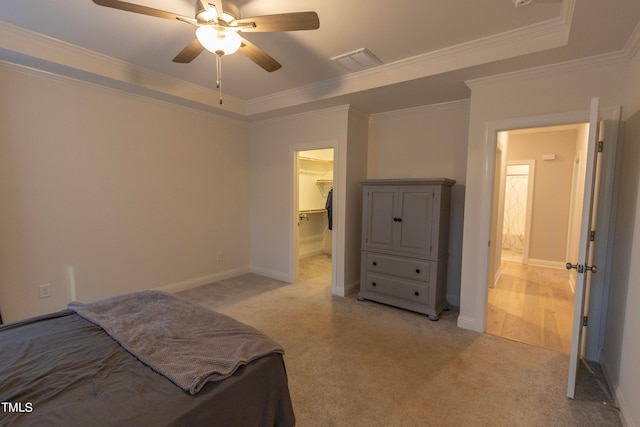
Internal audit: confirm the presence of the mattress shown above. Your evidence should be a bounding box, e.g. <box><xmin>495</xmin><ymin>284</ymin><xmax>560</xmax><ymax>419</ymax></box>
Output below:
<box><xmin>0</xmin><ymin>309</ymin><xmax>295</xmax><ymax>426</ymax></box>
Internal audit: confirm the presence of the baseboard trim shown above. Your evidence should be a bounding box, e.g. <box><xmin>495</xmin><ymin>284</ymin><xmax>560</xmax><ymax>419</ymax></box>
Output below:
<box><xmin>447</xmin><ymin>293</ymin><xmax>461</xmax><ymax>308</ymax></box>
<box><xmin>249</xmin><ymin>266</ymin><xmax>291</xmax><ymax>283</ymax></box>
<box><xmin>341</xmin><ymin>279</ymin><xmax>360</xmax><ymax>297</ymax></box>
<box><xmin>601</xmin><ymin>358</ymin><xmax>634</xmax><ymax>427</ymax></box>
<box><xmin>157</xmin><ymin>266</ymin><xmax>251</xmax><ymax>294</ymax></box>
<box><xmin>527</xmin><ymin>258</ymin><xmax>566</xmax><ymax>270</ymax></box>
<box><xmin>457</xmin><ymin>315</ymin><xmax>481</xmax><ymax>332</ymax></box>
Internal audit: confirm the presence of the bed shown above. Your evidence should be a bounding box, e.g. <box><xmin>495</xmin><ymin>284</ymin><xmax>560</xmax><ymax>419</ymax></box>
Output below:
<box><xmin>0</xmin><ymin>291</ymin><xmax>295</xmax><ymax>426</ymax></box>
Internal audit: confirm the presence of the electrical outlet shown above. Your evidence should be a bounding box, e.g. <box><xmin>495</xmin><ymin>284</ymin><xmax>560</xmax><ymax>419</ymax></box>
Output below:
<box><xmin>38</xmin><ymin>284</ymin><xmax>51</xmax><ymax>299</ymax></box>
<box><xmin>217</xmin><ymin>252</ymin><xmax>224</xmax><ymax>262</ymax></box>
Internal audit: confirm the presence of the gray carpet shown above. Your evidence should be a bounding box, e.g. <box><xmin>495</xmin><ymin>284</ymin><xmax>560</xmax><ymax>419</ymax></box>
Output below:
<box><xmin>177</xmin><ymin>255</ymin><xmax>621</xmax><ymax>427</ymax></box>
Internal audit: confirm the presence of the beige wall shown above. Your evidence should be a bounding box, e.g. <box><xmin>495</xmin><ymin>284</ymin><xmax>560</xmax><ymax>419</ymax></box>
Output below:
<box><xmin>368</xmin><ymin>100</ymin><xmax>469</xmax><ymax>305</ymax></box>
<box><xmin>460</xmin><ymin>58</ymin><xmax>629</xmax><ymax>334</ymax></box>
<box><xmin>0</xmin><ymin>66</ymin><xmax>250</xmax><ymax>322</ymax></box>
<box><xmin>507</xmin><ymin>129</ymin><xmax>578</xmax><ymax>264</ymax></box>
<box><xmin>459</xmin><ymin>50</ymin><xmax>638</xmax><ymax>425</ymax></box>
<box><xmin>249</xmin><ymin>106</ymin><xmax>368</xmax><ymax>295</ymax></box>
<box><xmin>602</xmin><ymin>43</ymin><xmax>640</xmax><ymax>426</ymax></box>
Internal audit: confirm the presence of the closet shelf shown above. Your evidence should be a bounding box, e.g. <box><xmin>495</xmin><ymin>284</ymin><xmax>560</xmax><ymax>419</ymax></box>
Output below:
<box><xmin>299</xmin><ymin>156</ymin><xmax>332</xmax><ymax>164</ymax></box>
<box><xmin>299</xmin><ymin>209</ymin><xmax>327</xmax><ymax>214</ymax></box>
<box><xmin>316</xmin><ymin>179</ymin><xmax>333</xmax><ymax>184</ymax></box>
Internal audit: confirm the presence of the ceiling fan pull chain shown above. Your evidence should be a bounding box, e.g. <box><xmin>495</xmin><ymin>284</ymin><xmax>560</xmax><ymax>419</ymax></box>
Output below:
<box><xmin>216</xmin><ymin>53</ymin><xmax>223</xmax><ymax>104</ymax></box>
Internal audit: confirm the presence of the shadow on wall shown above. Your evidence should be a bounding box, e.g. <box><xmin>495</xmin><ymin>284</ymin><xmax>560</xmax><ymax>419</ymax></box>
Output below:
<box><xmin>448</xmin><ymin>184</ymin><xmax>465</xmax><ymax>306</ymax></box>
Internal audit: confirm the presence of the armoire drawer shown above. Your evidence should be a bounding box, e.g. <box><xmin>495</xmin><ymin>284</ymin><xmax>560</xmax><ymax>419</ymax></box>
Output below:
<box><xmin>363</xmin><ymin>273</ymin><xmax>429</xmax><ymax>305</ymax></box>
<box><xmin>365</xmin><ymin>253</ymin><xmax>431</xmax><ymax>283</ymax></box>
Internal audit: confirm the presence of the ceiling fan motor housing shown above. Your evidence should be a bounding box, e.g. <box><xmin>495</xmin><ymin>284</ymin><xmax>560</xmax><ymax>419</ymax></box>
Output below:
<box><xmin>196</xmin><ymin>0</ymin><xmax>240</xmax><ymax>23</ymax></box>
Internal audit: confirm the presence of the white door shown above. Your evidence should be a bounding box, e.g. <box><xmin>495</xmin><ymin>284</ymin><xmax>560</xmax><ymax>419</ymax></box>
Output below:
<box><xmin>566</xmin><ymin>98</ymin><xmax>602</xmax><ymax>399</ymax></box>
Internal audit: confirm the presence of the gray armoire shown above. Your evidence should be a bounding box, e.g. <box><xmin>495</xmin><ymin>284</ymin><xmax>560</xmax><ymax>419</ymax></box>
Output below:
<box><xmin>357</xmin><ymin>178</ymin><xmax>455</xmax><ymax>320</ymax></box>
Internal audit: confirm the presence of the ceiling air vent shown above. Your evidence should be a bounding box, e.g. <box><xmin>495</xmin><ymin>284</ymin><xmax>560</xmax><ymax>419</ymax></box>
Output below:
<box><xmin>331</xmin><ymin>48</ymin><xmax>382</xmax><ymax>72</ymax></box>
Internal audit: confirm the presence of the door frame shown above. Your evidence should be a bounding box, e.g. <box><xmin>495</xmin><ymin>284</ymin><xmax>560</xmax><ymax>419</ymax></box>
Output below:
<box><xmin>501</xmin><ymin>159</ymin><xmax>536</xmax><ymax>264</ymax></box>
<box><xmin>475</xmin><ymin>106</ymin><xmax>620</xmax><ymax>360</ymax></box>
<box><xmin>290</xmin><ymin>142</ymin><xmax>338</xmax><ymax>292</ymax></box>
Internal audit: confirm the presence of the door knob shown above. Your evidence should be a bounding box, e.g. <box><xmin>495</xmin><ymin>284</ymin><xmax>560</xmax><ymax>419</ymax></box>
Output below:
<box><xmin>566</xmin><ymin>263</ymin><xmax>597</xmax><ymax>274</ymax></box>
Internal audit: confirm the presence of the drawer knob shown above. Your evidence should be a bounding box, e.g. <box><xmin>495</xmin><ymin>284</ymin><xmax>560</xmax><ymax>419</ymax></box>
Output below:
<box><xmin>415</xmin><ymin>268</ymin><xmax>421</xmax><ymax>274</ymax></box>
<box><xmin>414</xmin><ymin>291</ymin><xmax>420</xmax><ymax>296</ymax></box>
<box><xmin>372</xmin><ymin>261</ymin><xmax>377</xmax><ymax>266</ymax></box>
<box><xmin>372</xmin><ymin>282</ymin><xmax>377</xmax><ymax>287</ymax></box>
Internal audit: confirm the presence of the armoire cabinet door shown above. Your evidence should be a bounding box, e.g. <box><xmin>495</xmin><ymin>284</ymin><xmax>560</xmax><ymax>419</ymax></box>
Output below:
<box><xmin>364</xmin><ymin>188</ymin><xmax>397</xmax><ymax>250</ymax></box>
<box><xmin>363</xmin><ymin>186</ymin><xmax>435</xmax><ymax>256</ymax></box>
<box><xmin>397</xmin><ymin>188</ymin><xmax>434</xmax><ymax>256</ymax></box>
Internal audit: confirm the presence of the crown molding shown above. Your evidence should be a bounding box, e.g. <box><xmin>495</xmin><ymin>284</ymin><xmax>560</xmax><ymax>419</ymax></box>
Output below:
<box><xmin>0</xmin><ymin>21</ymin><xmax>245</xmax><ymax>116</ymax></box>
<box><xmin>625</xmin><ymin>20</ymin><xmax>640</xmax><ymax>59</ymax></box>
<box><xmin>1</xmin><ymin>2</ymin><xmax>576</xmax><ymax>119</ymax></box>
<box><xmin>465</xmin><ymin>50</ymin><xmax>629</xmax><ymax>89</ymax></box>
<box><xmin>245</xmin><ymin>13</ymin><xmax>573</xmax><ymax>115</ymax></box>
<box><xmin>371</xmin><ymin>99</ymin><xmax>471</xmax><ymax>121</ymax></box>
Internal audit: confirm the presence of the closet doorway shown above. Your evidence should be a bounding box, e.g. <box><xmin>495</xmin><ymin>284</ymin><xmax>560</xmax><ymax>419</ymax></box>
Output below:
<box><xmin>295</xmin><ymin>149</ymin><xmax>334</xmax><ymax>286</ymax></box>
<box><xmin>486</xmin><ymin>124</ymin><xmax>588</xmax><ymax>354</ymax></box>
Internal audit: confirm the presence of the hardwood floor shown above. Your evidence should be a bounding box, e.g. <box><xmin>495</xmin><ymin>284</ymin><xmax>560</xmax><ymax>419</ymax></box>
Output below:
<box><xmin>486</xmin><ymin>260</ymin><xmax>575</xmax><ymax>354</ymax></box>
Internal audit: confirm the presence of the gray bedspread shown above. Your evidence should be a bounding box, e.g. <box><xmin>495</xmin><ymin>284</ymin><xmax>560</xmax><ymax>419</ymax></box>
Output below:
<box><xmin>68</xmin><ymin>290</ymin><xmax>283</xmax><ymax>395</ymax></box>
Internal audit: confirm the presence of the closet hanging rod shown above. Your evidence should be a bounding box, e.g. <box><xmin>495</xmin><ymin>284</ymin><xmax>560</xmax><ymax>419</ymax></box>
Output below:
<box><xmin>299</xmin><ymin>208</ymin><xmax>327</xmax><ymax>214</ymax></box>
<box><xmin>298</xmin><ymin>156</ymin><xmax>332</xmax><ymax>164</ymax></box>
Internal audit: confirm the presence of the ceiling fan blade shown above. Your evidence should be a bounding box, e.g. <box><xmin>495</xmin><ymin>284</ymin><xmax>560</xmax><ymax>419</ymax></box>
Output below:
<box><xmin>238</xmin><ymin>37</ymin><xmax>281</xmax><ymax>72</ymax></box>
<box><xmin>236</xmin><ymin>12</ymin><xmax>319</xmax><ymax>32</ymax></box>
<box><xmin>92</xmin><ymin>0</ymin><xmax>195</xmax><ymax>23</ymax></box>
<box><xmin>207</xmin><ymin>0</ymin><xmax>225</xmax><ymax>21</ymax></box>
<box><xmin>173</xmin><ymin>39</ymin><xmax>205</xmax><ymax>63</ymax></box>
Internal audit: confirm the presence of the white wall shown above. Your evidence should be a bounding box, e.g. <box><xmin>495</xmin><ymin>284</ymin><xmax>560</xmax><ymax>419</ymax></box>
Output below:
<box><xmin>506</xmin><ymin>129</ymin><xmax>578</xmax><ymax>266</ymax></box>
<box><xmin>459</xmin><ymin>51</ymin><xmax>638</xmax><ymax>425</ymax></box>
<box><xmin>298</xmin><ymin>149</ymin><xmax>333</xmax><ymax>258</ymax></box>
<box><xmin>459</xmin><ymin>57</ymin><xmax>629</xmax><ymax>334</ymax></box>
<box><xmin>601</xmin><ymin>39</ymin><xmax>640</xmax><ymax>425</ymax></box>
<box><xmin>249</xmin><ymin>106</ymin><xmax>368</xmax><ymax>295</ymax></box>
<box><xmin>0</xmin><ymin>65</ymin><xmax>251</xmax><ymax>322</ymax></box>
<box><xmin>368</xmin><ymin>100</ymin><xmax>469</xmax><ymax>305</ymax></box>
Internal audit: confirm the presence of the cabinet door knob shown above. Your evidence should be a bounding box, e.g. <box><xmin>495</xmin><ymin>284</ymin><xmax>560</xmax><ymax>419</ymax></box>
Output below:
<box><xmin>372</xmin><ymin>261</ymin><xmax>377</xmax><ymax>266</ymax></box>
<box><xmin>415</xmin><ymin>269</ymin><xmax>421</xmax><ymax>274</ymax></box>
<box><xmin>414</xmin><ymin>291</ymin><xmax>420</xmax><ymax>296</ymax></box>
<box><xmin>372</xmin><ymin>282</ymin><xmax>377</xmax><ymax>287</ymax></box>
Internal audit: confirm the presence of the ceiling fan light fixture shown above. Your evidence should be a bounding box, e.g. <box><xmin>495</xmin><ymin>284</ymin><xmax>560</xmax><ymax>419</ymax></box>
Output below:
<box><xmin>196</xmin><ymin>26</ymin><xmax>242</xmax><ymax>55</ymax></box>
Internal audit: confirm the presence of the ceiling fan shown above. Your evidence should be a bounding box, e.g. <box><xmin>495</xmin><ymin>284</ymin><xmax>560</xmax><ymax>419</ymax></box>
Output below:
<box><xmin>92</xmin><ymin>0</ymin><xmax>320</xmax><ymax>102</ymax></box>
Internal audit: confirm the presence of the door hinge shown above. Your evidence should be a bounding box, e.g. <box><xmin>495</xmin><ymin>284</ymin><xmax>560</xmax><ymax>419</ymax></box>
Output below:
<box><xmin>582</xmin><ymin>316</ymin><xmax>588</xmax><ymax>327</ymax></box>
<box><xmin>590</xmin><ymin>230</ymin><xmax>596</xmax><ymax>241</ymax></box>
<box><xmin>598</xmin><ymin>140</ymin><xmax>604</xmax><ymax>152</ymax></box>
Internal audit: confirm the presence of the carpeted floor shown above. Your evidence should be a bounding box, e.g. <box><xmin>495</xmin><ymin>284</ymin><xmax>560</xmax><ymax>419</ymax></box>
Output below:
<box><xmin>177</xmin><ymin>254</ymin><xmax>621</xmax><ymax>427</ymax></box>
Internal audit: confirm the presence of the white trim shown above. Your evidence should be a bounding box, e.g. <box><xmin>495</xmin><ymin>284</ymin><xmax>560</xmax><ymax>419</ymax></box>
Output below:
<box><xmin>466</xmin><ymin>51</ymin><xmax>629</xmax><ymax>89</ymax></box>
<box><xmin>248</xmin><ymin>266</ymin><xmax>291</xmax><ymax>283</ymax></box>
<box><xmin>447</xmin><ymin>293</ymin><xmax>461</xmax><ymax>308</ymax></box>
<box><xmin>343</xmin><ymin>279</ymin><xmax>360</xmax><ymax>297</ymax></box>
<box><xmin>457</xmin><ymin>315</ymin><xmax>481</xmax><ymax>332</ymax></box>
<box><xmin>156</xmin><ymin>266</ymin><xmax>251</xmax><ymax>294</ymax></box>
<box><xmin>0</xmin><ymin>21</ymin><xmax>245</xmax><ymax>115</ymax></box>
<box><xmin>369</xmin><ymin>99</ymin><xmax>471</xmax><ymax>121</ymax></box>
<box><xmin>466</xmin><ymin>109</ymin><xmax>595</xmax><ymax>334</ymax></box>
<box><xmin>290</xmin><ymin>142</ymin><xmax>340</xmax><ymax>294</ymax></box>
<box><xmin>247</xmin><ymin>14</ymin><xmax>572</xmax><ymax>115</ymax></box>
<box><xmin>624</xmin><ymin>19</ymin><xmax>640</xmax><ymax>59</ymax></box>
<box><xmin>0</xmin><ymin>59</ymin><xmax>246</xmax><ymax>126</ymax></box>
<box><xmin>526</xmin><ymin>258</ymin><xmax>567</xmax><ymax>270</ymax></box>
